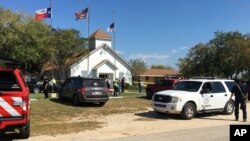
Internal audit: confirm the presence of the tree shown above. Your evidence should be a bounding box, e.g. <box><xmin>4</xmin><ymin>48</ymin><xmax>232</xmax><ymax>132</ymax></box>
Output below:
<box><xmin>129</xmin><ymin>58</ymin><xmax>147</xmax><ymax>76</ymax></box>
<box><xmin>0</xmin><ymin>8</ymin><xmax>87</xmax><ymax>78</ymax></box>
<box><xmin>177</xmin><ymin>31</ymin><xmax>250</xmax><ymax>79</ymax></box>
<box><xmin>151</xmin><ymin>64</ymin><xmax>174</xmax><ymax>69</ymax></box>
<box><xmin>176</xmin><ymin>58</ymin><xmax>191</xmax><ymax>78</ymax></box>
<box><xmin>0</xmin><ymin>8</ymin><xmax>52</xmax><ymax>72</ymax></box>
<box><xmin>209</xmin><ymin>31</ymin><xmax>246</xmax><ymax>78</ymax></box>
<box><xmin>51</xmin><ymin>28</ymin><xmax>87</xmax><ymax>79</ymax></box>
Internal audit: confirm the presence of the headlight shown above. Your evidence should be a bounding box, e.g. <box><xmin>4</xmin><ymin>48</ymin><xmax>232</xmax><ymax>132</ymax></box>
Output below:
<box><xmin>171</xmin><ymin>96</ymin><xmax>182</xmax><ymax>103</ymax></box>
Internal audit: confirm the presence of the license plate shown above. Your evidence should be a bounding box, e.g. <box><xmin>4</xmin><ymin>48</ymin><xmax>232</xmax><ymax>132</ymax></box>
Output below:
<box><xmin>154</xmin><ymin>103</ymin><xmax>166</xmax><ymax>108</ymax></box>
<box><xmin>92</xmin><ymin>91</ymin><xmax>102</xmax><ymax>95</ymax></box>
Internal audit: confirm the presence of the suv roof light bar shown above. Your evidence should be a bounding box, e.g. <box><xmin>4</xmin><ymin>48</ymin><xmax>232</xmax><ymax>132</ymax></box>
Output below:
<box><xmin>191</xmin><ymin>76</ymin><xmax>226</xmax><ymax>80</ymax></box>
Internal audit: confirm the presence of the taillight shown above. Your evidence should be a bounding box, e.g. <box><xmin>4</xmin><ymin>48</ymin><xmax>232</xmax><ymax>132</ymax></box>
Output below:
<box><xmin>22</xmin><ymin>96</ymin><xmax>29</xmax><ymax>114</ymax></box>
<box><xmin>80</xmin><ymin>88</ymin><xmax>86</xmax><ymax>95</ymax></box>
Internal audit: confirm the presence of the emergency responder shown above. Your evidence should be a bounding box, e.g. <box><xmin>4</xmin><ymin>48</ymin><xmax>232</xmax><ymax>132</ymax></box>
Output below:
<box><xmin>229</xmin><ymin>79</ymin><xmax>248</xmax><ymax>122</ymax></box>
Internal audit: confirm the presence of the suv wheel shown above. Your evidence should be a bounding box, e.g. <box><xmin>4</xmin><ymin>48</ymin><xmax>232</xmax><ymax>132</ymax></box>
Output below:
<box><xmin>181</xmin><ymin>103</ymin><xmax>196</xmax><ymax>120</ymax></box>
<box><xmin>34</xmin><ymin>88</ymin><xmax>40</xmax><ymax>94</ymax></box>
<box><xmin>19</xmin><ymin>120</ymin><xmax>30</xmax><ymax>139</ymax></box>
<box><xmin>223</xmin><ymin>100</ymin><xmax>234</xmax><ymax>115</ymax></box>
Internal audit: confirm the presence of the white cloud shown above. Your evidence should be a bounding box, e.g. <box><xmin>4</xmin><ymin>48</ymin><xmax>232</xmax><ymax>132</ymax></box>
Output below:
<box><xmin>170</xmin><ymin>49</ymin><xmax>177</xmax><ymax>53</ymax></box>
<box><xmin>115</xmin><ymin>50</ymin><xmax>124</xmax><ymax>55</ymax></box>
<box><xmin>128</xmin><ymin>53</ymin><xmax>170</xmax><ymax>67</ymax></box>
<box><xmin>129</xmin><ymin>53</ymin><xmax>170</xmax><ymax>60</ymax></box>
<box><xmin>180</xmin><ymin>46</ymin><xmax>188</xmax><ymax>50</ymax></box>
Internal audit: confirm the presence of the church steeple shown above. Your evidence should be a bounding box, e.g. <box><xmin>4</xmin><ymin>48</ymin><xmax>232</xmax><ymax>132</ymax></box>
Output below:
<box><xmin>89</xmin><ymin>30</ymin><xmax>112</xmax><ymax>51</ymax></box>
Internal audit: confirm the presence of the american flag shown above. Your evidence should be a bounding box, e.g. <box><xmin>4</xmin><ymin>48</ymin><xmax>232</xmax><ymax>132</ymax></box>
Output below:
<box><xmin>107</xmin><ymin>22</ymin><xmax>115</xmax><ymax>32</ymax></box>
<box><xmin>75</xmin><ymin>8</ymin><xmax>88</xmax><ymax>20</ymax></box>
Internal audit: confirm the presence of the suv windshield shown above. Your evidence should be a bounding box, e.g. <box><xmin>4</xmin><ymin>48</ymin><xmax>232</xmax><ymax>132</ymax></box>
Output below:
<box><xmin>174</xmin><ymin>81</ymin><xmax>202</xmax><ymax>92</ymax></box>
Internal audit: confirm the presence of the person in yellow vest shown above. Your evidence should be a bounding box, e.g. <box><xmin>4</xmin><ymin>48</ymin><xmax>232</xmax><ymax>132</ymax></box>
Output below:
<box><xmin>113</xmin><ymin>79</ymin><xmax>119</xmax><ymax>97</ymax></box>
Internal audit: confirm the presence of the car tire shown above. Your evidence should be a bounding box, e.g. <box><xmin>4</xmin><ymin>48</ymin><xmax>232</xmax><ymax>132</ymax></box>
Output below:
<box><xmin>181</xmin><ymin>102</ymin><xmax>196</xmax><ymax>120</ymax></box>
<box><xmin>223</xmin><ymin>100</ymin><xmax>234</xmax><ymax>115</ymax></box>
<box><xmin>33</xmin><ymin>88</ymin><xmax>40</xmax><ymax>94</ymax></box>
<box><xmin>146</xmin><ymin>89</ymin><xmax>153</xmax><ymax>99</ymax></box>
<box><xmin>98</xmin><ymin>102</ymin><xmax>106</xmax><ymax>106</ymax></box>
<box><xmin>19</xmin><ymin>120</ymin><xmax>30</xmax><ymax>139</ymax></box>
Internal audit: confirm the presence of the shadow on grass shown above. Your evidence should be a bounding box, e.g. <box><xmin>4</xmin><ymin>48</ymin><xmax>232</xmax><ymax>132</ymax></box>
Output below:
<box><xmin>49</xmin><ymin>98</ymin><xmax>105</xmax><ymax>107</ymax></box>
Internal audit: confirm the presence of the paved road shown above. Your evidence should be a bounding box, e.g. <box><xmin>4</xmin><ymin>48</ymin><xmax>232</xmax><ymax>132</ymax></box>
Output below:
<box><xmin>101</xmin><ymin>125</ymin><xmax>229</xmax><ymax>141</ymax></box>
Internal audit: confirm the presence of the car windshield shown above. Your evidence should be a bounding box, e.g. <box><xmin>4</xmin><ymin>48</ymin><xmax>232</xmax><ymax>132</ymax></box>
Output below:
<box><xmin>174</xmin><ymin>81</ymin><xmax>202</xmax><ymax>92</ymax></box>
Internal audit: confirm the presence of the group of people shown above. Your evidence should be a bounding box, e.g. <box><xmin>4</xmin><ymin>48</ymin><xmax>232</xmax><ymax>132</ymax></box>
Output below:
<box><xmin>106</xmin><ymin>77</ymin><xmax>125</xmax><ymax>97</ymax></box>
<box><xmin>105</xmin><ymin>77</ymin><xmax>144</xmax><ymax>96</ymax></box>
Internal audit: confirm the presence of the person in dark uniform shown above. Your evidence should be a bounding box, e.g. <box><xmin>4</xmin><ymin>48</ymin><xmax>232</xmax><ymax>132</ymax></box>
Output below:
<box><xmin>121</xmin><ymin>77</ymin><xmax>125</xmax><ymax>93</ymax></box>
<box><xmin>43</xmin><ymin>76</ymin><xmax>49</xmax><ymax>98</ymax></box>
<box><xmin>230</xmin><ymin>79</ymin><xmax>248</xmax><ymax>122</ymax></box>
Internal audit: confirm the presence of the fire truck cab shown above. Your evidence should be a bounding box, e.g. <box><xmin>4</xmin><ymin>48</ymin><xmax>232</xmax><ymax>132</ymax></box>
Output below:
<box><xmin>0</xmin><ymin>57</ymin><xmax>30</xmax><ymax>139</ymax></box>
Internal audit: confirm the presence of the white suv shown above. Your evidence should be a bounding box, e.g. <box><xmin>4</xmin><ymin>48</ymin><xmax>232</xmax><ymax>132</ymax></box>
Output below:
<box><xmin>151</xmin><ymin>79</ymin><xmax>235</xmax><ymax>119</ymax></box>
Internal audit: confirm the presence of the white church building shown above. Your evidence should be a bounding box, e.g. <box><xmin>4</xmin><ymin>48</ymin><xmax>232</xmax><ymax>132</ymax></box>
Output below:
<box><xmin>68</xmin><ymin>30</ymin><xmax>133</xmax><ymax>85</ymax></box>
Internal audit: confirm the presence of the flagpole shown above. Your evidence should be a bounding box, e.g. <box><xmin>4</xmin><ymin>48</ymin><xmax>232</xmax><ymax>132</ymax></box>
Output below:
<box><xmin>87</xmin><ymin>5</ymin><xmax>90</xmax><ymax>77</ymax></box>
<box><xmin>50</xmin><ymin>0</ymin><xmax>54</xmax><ymax>92</ymax></box>
<box><xmin>113</xmin><ymin>11</ymin><xmax>116</xmax><ymax>79</ymax></box>
<box><xmin>50</xmin><ymin>0</ymin><xmax>53</xmax><ymax>78</ymax></box>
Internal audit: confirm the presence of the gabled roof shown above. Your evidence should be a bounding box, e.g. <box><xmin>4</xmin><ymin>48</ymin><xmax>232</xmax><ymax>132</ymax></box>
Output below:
<box><xmin>89</xmin><ymin>30</ymin><xmax>111</xmax><ymax>40</ymax></box>
<box><xmin>69</xmin><ymin>43</ymin><xmax>133</xmax><ymax>70</ymax></box>
<box><xmin>93</xmin><ymin>59</ymin><xmax>117</xmax><ymax>70</ymax></box>
<box><xmin>139</xmin><ymin>69</ymin><xmax>179</xmax><ymax>77</ymax></box>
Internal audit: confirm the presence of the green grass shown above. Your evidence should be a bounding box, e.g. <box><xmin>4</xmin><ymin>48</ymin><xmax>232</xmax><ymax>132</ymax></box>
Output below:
<box><xmin>29</xmin><ymin>92</ymin><xmax>151</xmax><ymax>136</ymax></box>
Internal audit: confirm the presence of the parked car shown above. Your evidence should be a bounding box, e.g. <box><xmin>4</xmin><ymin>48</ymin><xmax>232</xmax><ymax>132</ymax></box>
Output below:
<box><xmin>27</xmin><ymin>80</ymin><xmax>61</xmax><ymax>94</ymax></box>
<box><xmin>0</xmin><ymin>57</ymin><xmax>30</xmax><ymax>139</ymax></box>
<box><xmin>152</xmin><ymin>79</ymin><xmax>235</xmax><ymax>119</ymax></box>
<box><xmin>146</xmin><ymin>79</ymin><xmax>180</xmax><ymax>99</ymax></box>
<box><xmin>59</xmin><ymin>77</ymin><xmax>109</xmax><ymax>106</ymax></box>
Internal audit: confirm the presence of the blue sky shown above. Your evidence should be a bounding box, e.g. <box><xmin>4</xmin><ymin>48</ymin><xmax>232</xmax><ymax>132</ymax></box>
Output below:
<box><xmin>1</xmin><ymin>0</ymin><xmax>250</xmax><ymax>69</ymax></box>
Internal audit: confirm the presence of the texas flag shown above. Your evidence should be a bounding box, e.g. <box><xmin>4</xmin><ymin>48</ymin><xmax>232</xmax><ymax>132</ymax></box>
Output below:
<box><xmin>35</xmin><ymin>8</ymin><xmax>51</xmax><ymax>20</ymax></box>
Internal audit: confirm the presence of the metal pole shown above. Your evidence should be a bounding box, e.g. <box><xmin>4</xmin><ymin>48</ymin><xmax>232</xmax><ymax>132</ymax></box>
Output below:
<box><xmin>113</xmin><ymin>11</ymin><xmax>116</xmax><ymax>79</ymax></box>
<box><xmin>50</xmin><ymin>0</ymin><xmax>54</xmax><ymax>92</ymax></box>
<box><xmin>87</xmin><ymin>6</ymin><xmax>90</xmax><ymax>77</ymax></box>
